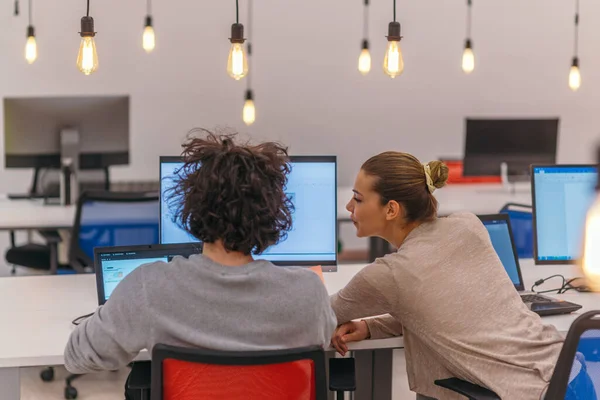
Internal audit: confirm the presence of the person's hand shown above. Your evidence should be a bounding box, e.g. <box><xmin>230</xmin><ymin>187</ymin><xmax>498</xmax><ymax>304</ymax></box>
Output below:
<box><xmin>331</xmin><ymin>320</ymin><xmax>370</xmax><ymax>356</ymax></box>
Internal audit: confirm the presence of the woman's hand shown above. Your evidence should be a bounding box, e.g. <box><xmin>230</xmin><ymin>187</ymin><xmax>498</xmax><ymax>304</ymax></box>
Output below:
<box><xmin>331</xmin><ymin>320</ymin><xmax>370</xmax><ymax>356</ymax></box>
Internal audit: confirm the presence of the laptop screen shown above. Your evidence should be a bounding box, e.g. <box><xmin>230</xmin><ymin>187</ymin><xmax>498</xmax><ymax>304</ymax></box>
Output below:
<box><xmin>94</xmin><ymin>243</ymin><xmax>202</xmax><ymax>305</ymax></box>
<box><xmin>532</xmin><ymin>165</ymin><xmax>597</xmax><ymax>263</ymax></box>
<box><xmin>480</xmin><ymin>215</ymin><xmax>524</xmax><ymax>290</ymax></box>
<box><xmin>159</xmin><ymin>156</ymin><xmax>338</xmax><ymax>266</ymax></box>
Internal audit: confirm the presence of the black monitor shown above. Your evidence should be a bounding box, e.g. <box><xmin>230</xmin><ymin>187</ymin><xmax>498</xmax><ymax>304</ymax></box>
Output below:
<box><xmin>463</xmin><ymin>118</ymin><xmax>559</xmax><ymax>179</ymax></box>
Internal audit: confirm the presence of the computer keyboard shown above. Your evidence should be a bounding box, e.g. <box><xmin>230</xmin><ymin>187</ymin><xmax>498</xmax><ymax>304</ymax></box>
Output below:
<box><xmin>521</xmin><ymin>294</ymin><xmax>553</xmax><ymax>303</ymax></box>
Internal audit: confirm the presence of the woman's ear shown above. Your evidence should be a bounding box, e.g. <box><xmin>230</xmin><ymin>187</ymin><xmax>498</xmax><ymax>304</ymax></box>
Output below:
<box><xmin>385</xmin><ymin>200</ymin><xmax>404</xmax><ymax>221</ymax></box>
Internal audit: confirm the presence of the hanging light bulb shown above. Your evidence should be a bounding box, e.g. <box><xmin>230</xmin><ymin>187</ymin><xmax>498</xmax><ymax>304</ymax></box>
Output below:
<box><xmin>569</xmin><ymin>57</ymin><xmax>581</xmax><ymax>91</ymax></box>
<box><xmin>358</xmin><ymin>0</ymin><xmax>371</xmax><ymax>76</ymax></box>
<box><xmin>243</xmin><ymin>90</ymin><xmax>256</xmax><ymax>126</ymax></box>
<box><xmin>581</xmin><ymin>150</ymin><xmax>600</xmax><ymax>291</ymax></box>
<box><xmin>462</xmin><ymin>40</ymin><xmax>474</xmax><ymax>74</ymax></box>
<box><xmin>228</xmin><ymin>23</ymin><xmax>248</xmax><ymax>80</ymax></box>
<box><xmin>358</xmin><ymin>40</ymin><xmax>371</xmax><ymax>76</ymax></box>
<box><xmin>77</xmin><ymin>15</ymin><xmax>98</xmax><ymax>75</ymax></box>
<box><xmin>143</xmin><ymin>16</ymin><xmax>155</xmax><ymax>53</ymax></box>
<box><xmin>383</xmin><ymin>22</ymin><xmax>404</xmax><ymax>78</ymax></box>
<box><xmin>568</xmin><ymin>0</ymin><xmax>581</xmax><ymax>91</ymax></box>
<box><xmin>461</xmin><ymin>0</ymin><xmax>475</xmax><ymax>74</ymax></box>
<box><xmin>25</xmin><ymin>26</ymin><xmax>37</xmax><ymax>64</ymax></box>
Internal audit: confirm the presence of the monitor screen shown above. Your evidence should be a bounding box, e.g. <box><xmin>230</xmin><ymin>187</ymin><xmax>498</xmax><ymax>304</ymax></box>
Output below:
<box><xmin>159</xmin><ymin>156</ymin><xmax>337</xmax><ymax>266</ymax></box>
<box><xmin>94</xmin><ymin>243</ymin><xmax>202</xmax><ymax>304</ymax></box>
<box><xmin>481</xmin><ymin>217</ymin><xmax>522</xmax><ymax>287</ymax></box>
<box><xmin>463</xmin><ymin>118</ymin><xmax>559</xmax><ymax>177</ymax></box>
<box><xmin>532</xmin><ymin>165</ymin><xmax>597</xmax><ymax>263</ymax></box>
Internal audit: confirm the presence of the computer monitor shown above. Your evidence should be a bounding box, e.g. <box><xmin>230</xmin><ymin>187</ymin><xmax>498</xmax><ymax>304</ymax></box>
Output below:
<box><xmin>94</xmin><ymin>243</ymin><xmax>202</xmax><ymax>305</ymax></box>
<box><xmin>4</xmin><ymin>96</ymin><xmax>130</xmax><ymax>200</ymax></box>
<box><xmin>159</xmin><ymin>156</ymin><xmax>338</xmax><ymax>269</ymax></box>
<box><xmin>463</xmin><ymin>118</ymin><xmax>559</xmax><ymax>179</ymax></box>
<box><xmin>532</xmin><ymin>165</ymin><xmax>598</xmax><ymax>264</ymax></box>
<box><xmin>478</xmin><ymin>214</ymin><xmax>524</xmax><ymax>290</ymax></box>
<box><xmin>4</xmin><ymin>96</ymin><xmax>129</xmax><ymax>169</ymax></box>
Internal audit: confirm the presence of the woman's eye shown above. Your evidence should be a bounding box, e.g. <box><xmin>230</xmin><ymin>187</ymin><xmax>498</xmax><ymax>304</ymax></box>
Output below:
<box><xmin>354</xmin><ymin>197</ymin><xmax>362</xmax><ymax>203</ymax></box>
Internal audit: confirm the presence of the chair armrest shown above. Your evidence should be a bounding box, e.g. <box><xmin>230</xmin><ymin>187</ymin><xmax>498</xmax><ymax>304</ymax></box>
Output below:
<box><xmin>127</xmin><ymin>361</ymin><xmax>151</xmax><ymax>390</ymax></box>
<box><xmin>434</xmin><ymin>378</ymin><xmax>501</xmax><ymax>400</ymax></box>
<box><xmin>38</xmin><ymin>230</ymin><xmax>62</xmax><ymax>244</ymax></box>
<box><xmin>329</xmin><ymin>358</ymin><xmax>356</xmax><ymax>392</ymax></box>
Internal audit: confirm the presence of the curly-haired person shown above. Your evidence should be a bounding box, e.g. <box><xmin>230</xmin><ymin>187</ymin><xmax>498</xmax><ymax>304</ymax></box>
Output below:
<box><xmin>64</xmin><ymin>131</ymin><xmax>337</xmax><ymax>383</ymax></box>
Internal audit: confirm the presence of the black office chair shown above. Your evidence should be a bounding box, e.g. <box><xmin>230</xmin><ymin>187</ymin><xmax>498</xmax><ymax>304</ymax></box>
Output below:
<box><xmin>4</xmin><ymin>168</ymin><xmax>110</xmax><ymax>274</ymax></box>
<box><xmin>32</xmin><ymin>191</ymin><xmax>159</xmax><ymax>399</ymax></box>
<box><xmin>434</xmin><ymin>310</ymin><xmax>600</xmax><ymax>400</ymax></box>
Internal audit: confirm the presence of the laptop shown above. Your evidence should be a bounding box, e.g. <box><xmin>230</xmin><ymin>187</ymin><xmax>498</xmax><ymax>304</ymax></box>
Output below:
<box><xmin>479</xmin><ymin>214</ymin><xmax>582</xmax><ymax>316</ymax></box>
<box><xmin>94</xmin><ymin>243</ymin><xmax>202</xmax><ymax>305</ymax></box>
<box><xmin>159</xmin><ymin>155</ymin><xmax>338</xmax><ymax>271</ymax></box>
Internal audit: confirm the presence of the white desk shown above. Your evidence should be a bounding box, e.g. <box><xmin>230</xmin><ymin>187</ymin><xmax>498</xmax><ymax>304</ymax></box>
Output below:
<box><xmin>0</xmin><ymin>199</ymin><xmax>75</xmax><ymax>230</ymax></box>
<box><xmin>0</xmin><ymin>261</ymin><xmax>595</xmax><ymax>399</ymax></box>
<box><xmin>0</xmin><ymin>266</ymin><xmax>404</xmax><ymax>399</ymax></box>
<box><xmin>0</xmin><ymin>184</ymin><xmax>530</xmax><ymax>231</ymax></box>
<box><xmin>337</xmin><ymin>184</ymin><xmax>532</xmax><ymax>219</ymax></box>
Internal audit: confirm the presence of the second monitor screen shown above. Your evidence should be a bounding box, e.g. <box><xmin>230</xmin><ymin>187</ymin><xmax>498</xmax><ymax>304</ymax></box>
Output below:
<box><xmin>160</xmin><ymin>157</ymin><xmax>337</xmax><ymax>265</ymax></box>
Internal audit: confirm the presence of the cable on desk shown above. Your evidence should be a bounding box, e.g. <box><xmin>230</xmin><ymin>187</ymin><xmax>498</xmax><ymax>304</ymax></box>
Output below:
<box><xmin>531</xmin><ymin>274</ymin><xmax>586</xmax><ymax>295</ymax></box>
<box><xmin>72</xmin><ymin>312</ymin><xmax>94</xmax><ymax>326</ymax></box>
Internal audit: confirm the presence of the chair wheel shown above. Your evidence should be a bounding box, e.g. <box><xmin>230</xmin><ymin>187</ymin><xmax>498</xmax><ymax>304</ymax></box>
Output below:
<box><xmin>64</xmin><ymin>386</ymin><xmax>78</xmax><ymax>399</ymax></box>
<box><xmin>40</xmin><ymin>367</ymin><xmax>54</xmax><ymax>382</ymax></box>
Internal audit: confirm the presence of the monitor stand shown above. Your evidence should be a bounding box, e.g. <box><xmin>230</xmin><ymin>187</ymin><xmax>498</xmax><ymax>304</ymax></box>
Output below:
<box><xmin>500</xmin><ymin>162</ymin><xmax>530</xmax><ymax>194</ymax></box>
<box><xmin>59</xmin><ymin>128</ymin><xmax>80</xmax><ymax>206</ymax></box>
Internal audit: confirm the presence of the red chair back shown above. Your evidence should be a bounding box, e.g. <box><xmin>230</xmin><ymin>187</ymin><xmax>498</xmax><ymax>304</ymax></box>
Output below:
<box><xmin>151</xmin><ymin>344</ymin><xmax>327</xmax><ymax>400</ymax></box>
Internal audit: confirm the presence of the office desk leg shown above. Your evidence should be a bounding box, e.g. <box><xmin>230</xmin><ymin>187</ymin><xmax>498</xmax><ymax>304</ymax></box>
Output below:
<box><xmin>0</xmin><ymin>367</ymin><xmax>20</xmax><ymax>400</ymax></box>
<box><xmin>373</xmin><ymin>349</ymin><xmax>393</xmax><ymax>399</ymax></box>
<box><xmin>353</xmin><ymin>349</ymin><xmax>393</xmax><ymax>400</ymax></box>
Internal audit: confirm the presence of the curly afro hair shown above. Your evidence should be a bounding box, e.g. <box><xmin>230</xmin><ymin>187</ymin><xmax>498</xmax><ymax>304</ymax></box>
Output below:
<box><xmin>166</xmin><ymin>129</ymin><xmax>294</xmax><ymax>255</ymax></box>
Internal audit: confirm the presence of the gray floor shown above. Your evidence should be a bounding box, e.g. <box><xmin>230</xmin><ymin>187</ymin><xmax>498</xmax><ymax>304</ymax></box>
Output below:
<box><xmin>21</xmin><ymin>366</ymin><xmax>129</xmax><ymax>400</ymax></box>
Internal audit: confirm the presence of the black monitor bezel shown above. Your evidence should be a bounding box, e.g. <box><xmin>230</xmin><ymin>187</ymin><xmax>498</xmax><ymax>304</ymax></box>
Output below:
<box><xmin>158</xmin><ymin>155</ymin><xmax>338</xmax><ymax>270</ymax></box>
<box><xmin>478</xmin><ymin>213</ymin><xmax>525</xmax><ymax>291</ymax></box>
<box><xmin>94</xmin><ymin>242</ymin><xmax>203</xmax><ymax>305</ymax></box>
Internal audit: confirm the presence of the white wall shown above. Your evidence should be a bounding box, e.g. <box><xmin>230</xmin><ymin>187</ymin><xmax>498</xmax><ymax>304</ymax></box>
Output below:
<box><xmin>0</xmin><ymin>0</ymin><xmax>599</xmax><ymax>193</ymax></box>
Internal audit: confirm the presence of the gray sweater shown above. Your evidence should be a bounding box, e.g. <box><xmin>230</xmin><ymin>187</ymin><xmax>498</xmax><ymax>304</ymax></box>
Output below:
<box><xmin>65</xmin><ymin>254</ymin><xmax>337</xmax><ymax>374</ymax></box>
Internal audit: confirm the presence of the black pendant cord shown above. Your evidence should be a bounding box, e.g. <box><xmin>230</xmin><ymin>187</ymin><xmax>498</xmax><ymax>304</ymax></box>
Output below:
<box><xmin>236</xmin><ymin>0</ymin><xmax>239</xmax><ymax>24</ymax></box>
<box><xmin>466</xmin><ymin>0</ymin><xmax>472</xmax><ymax>39</ymax></box>
<box><xmin>14</xmin><ymin>0</ymin><xmax>19</xmax><ymax>16</ymax></box>
<box><xmin>573</xmin><ymin>0</ymin><xmax>579</xmax><ymax>57</ymax></box>
<box><xmin>393</xmin><ymin>0</ymin><xmax>396</xmax><ymax>22</ymax></box>
<box><xmin>147</xmin><ymin>0</ymin><xmax>152</xmax><ymax>16</ymax></box>
<box><xmin>363</xmin><ymin>0</ymin><xmax>369</xmax><ymax>40</ymax></box>
<box><xmin>86</xmin><ymin>0</ymin><xmax>90</xmax><ymax>17</ymax></box>
<box><xmin>246</xmin><ymin>0</ymin><xmax>253</xmax><ymax>90</ymax></box>
<box><xmin>28</xmin><ymin>0</ymin><xmax>31</xmax><ymax>26</ymax></box>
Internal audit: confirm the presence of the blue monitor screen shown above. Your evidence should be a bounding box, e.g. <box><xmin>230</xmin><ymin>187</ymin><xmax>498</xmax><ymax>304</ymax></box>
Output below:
<box><xmin>482</xmin><ymin>219</ymin><xmax>521</xmax><ymax>286</ymax></box>
<box><xmin>533</xmin><ymin>166</ymin><xmax>597</xmax><ymax>262</ymax></box>
<box><xmin>160</xmin><ymin>157</ymin><xmax>337</xmax><ymax>265</ymax></box>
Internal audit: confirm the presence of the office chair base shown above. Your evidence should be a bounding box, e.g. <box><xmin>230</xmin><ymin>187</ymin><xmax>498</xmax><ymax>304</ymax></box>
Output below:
<box><xmin>65</xmin><ymin>373</ymin><xmax>82</xmax><ymax>399</ymax></box>
<box><xmin>40</xmin><ymin>366</ymin><xmax>55</xmax><ymax>382</ymax></box>
<box><xmin>64</xmin><ymin>385</ymin><xmax>78</xmax><ymax>399</ymax></box>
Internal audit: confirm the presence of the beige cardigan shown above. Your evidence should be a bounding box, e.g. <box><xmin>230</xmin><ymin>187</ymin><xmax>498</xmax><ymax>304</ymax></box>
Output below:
<box><xmin>331</xmin><ymin>213</ymin><xmax>563</xmax><ymax>399</ymax></box>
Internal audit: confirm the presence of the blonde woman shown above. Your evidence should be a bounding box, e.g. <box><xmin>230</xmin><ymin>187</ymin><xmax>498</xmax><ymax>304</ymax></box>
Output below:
<box><xmin>330</xmin><ymin>152</ymin><xmax>576</xmax><ymax>400</ymax></box>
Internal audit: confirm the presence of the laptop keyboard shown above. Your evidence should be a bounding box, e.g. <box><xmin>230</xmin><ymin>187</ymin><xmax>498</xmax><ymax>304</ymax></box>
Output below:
<box><xmin>521</xmin><ymin>294</ymin><xmax>553</xmax><ymax>303</ymax></box>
